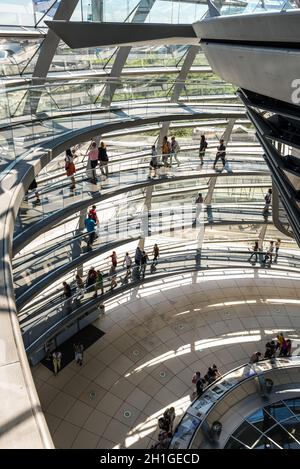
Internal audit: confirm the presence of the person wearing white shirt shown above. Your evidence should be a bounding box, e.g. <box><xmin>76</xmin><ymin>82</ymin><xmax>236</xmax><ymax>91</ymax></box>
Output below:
<box><xmin>123</xmin><ymin>252</ymin><xmax>132</xmax><ymax>279</ymax></box>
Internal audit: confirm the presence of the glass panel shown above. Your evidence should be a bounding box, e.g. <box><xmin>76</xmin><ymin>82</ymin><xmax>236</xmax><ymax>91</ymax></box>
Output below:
<box><xmin>265</xmin><ymin>402</ymin><xmax>294</xmax><ymax>422</ymax></box>
<box><xmin>148</xmin><ymin>0</ymin><xmax>207</xmax><ymax>23</ymax></box>
<box><xmin>251</xmin><ymin>434</ymin><xmax>280</xmax><ymax>449</ymax></box>
<box><xmin>284</xmin><ymin>398</ymin><xmax>300</xmax><ymax>416</ymax></box>
<box><xmin>125</xmin><ymin>45</ymin><xmax>189</xmax><ymax>69</ymax></box>
<box><xmin>33</xmin><ymin>0</ymin><xmax>62</xmax><ymax>25</ymax></box>
<box><xmin>0</xmin><ymin>37</ymin><xmax>42</xmax><ymax>77</ymax></box>
<box><xmin>247</xmin><ymin>408</ymin><xmax>277</xmax><ymax>433</ymax></box>
<box><xmin>220</xmin><ymin>0</ymin><xmax>297</xmax><ymax>16</ymax></box>
<box><xmin>0</xmin><ymin>0</ymin><xmax>34</xmax><ymax>26</ymax></box>
<box><xmin>225</xmin><ymin>436</ymin><xmax>248</xmax><ymax>449</ymax></box>
<box><xmin>280</xmin><ymin>417</ymin><xmax>300</xmax><ymax>443</ymax></box>
<box><xmin>266</xmin><ymin>424</ymin><xmax>299</xmax><ymax>449</ymax></box>
<box><xmin>232</xmin><ymin>421</ymin><xmax>262</xmax><ymax>446</ymax></box>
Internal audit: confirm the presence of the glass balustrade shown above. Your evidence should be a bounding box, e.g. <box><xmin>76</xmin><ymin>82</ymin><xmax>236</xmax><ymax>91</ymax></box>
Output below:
<box><xmin>19</xmin><ymin>247</ymin><xmax>300</xmax><ymax>353</ymax></box>
<box><xmin>220</xmin><ymin>0</ymin><xmax>297</xmax><ymax>15</ymax></box>
<box><xmin>0</xmin><ymin>77</ymin><xmax>243</xmax><ymax>172</ymax></box>
<box><xmin>13</xmin><ymin>148</ymin><xmax>268</xmax><ymax>239</ymax></box>
<box><xmin>170</xmin><ymin>356</ymin><xmax>300</xmax><ymax>450</ymax></box>
<box><xmin>13</xmin><ymin>200</ymin><xmax>275</xmax><ymax>296</ymax></box>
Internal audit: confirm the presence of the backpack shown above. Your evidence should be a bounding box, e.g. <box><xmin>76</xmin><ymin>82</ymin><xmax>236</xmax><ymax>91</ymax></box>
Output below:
<box><xmin>265</xmin><ymin>193</ymin><xmax>271</xmax><ymax>204</ymax></box>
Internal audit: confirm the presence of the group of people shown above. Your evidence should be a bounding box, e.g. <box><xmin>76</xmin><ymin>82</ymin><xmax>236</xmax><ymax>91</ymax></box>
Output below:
<box><xmin>152</xmin><ymin>407</ymin><xmax>176</xmax><ymax>449</ymax></box>
<box><xmin>27</xmin><ymin>134</ymin><xmax>228</xmax><ymax>206</ymax></box>
<box><xmin>192</xmin><ymin>364</ymin><xmax>221</xmax><ymax>397</ymax></box>
<box><xmin>148</xmin><ymin>136</ymin><xmax>180</xmax><ymax>178</ymax></box>
<box><xmin>64</xmin><ymin>141</ymin><xmax>109</xmax><ymax>190</ymax></box>
<box><xmin>250</xmin><ymin>333</ymin><xmax>293</xmax><ymax>365</ymax></box>
<box><xmin>49</xmin><ymin>341</ymin><xmax>84</xmax><ymax>375</ymax></box>
<box><xmin>264</xmin><ymin>334</ymin><xmax>292</xmax><ymax>358</ymax></box>
<box><xmin>86</xmin><ymin>140</ymin><xmax>109</xmax><ymax>184</ymax></box>
<box><xmin>148</xmin><ymin>135</ymin><xmax>227</xmax><ymax>178</ymax></box>
<box><xmin>62</xmin><ymin>267</ymin><xmax>104</xmax><ymax>311</ymax></box>
<box><xmin>199</xmin><ymin>135</ymin><xmax>227</xmax><ymax>170</ymax></box>
<box><xmin>248</xmin><ymin>238</ymin><xmax>281</xmax><ymax>265</ymax></box>
<box><xmin>61</xmin><ymin>244</ymin><xmax>160</xmax><ymax>310</ymax></box>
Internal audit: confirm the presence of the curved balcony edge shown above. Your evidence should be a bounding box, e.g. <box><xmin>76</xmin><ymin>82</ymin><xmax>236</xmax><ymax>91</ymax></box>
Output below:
<box><xmin>169</xmin><ymin>356</ymin><xmax>300</xmax><ymax>450</ymax></box>
<box><xmin>13</xmin><ymin>169</ymin><xmax>267</xmax><ymax>255</ymax></box>
<box><xmin>23</xmin><ymin>263</ymin><xmax>300</xmax><ymax>363</ymax></box>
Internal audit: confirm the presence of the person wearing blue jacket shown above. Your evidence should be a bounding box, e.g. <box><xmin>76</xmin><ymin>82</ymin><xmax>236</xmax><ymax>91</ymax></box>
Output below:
<box><xmin>85</xmin><ymin>214</ymin><xmax>97</xmax><ymax>249</ymax></box>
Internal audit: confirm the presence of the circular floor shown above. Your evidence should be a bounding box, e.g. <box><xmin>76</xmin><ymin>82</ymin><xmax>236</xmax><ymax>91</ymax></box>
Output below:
<box><xmin>32</xmin><ymin>268</ymin><xmax>300</xmax><ymax>448</ymax></box>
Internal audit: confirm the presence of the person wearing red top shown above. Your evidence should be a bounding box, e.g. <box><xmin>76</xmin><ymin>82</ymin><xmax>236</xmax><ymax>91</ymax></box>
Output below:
<box><xmin>108</xmin><ymin>251</ymin><xmax>117</xmax><ymax>267</ymax></box>
<box><xmin>88</xmin><ymin>205</ymin><xmax>99</xmax><ymax>224</ymax></box>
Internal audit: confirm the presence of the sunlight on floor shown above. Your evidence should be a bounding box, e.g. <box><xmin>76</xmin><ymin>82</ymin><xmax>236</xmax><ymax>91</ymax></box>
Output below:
<box><xmin>124</xmin><ymin>395</ymin><xmax>191</xmax><ymax>448</ymax></box>
<box><xmin>194</xmin><ymin>333</ymin><xmax>261</xmax><ymax>351</ymax></box>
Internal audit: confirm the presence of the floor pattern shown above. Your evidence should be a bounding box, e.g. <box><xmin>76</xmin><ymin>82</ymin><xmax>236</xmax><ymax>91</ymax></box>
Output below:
<box><xmin>32</xmin><ymin>268</ymin><xmax>300</xmax><ymax>449</ymax></box>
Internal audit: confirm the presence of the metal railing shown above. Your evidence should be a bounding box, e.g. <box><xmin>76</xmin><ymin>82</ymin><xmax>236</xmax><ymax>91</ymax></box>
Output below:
<box><xmin>20</xmin><ymin>248</ymin><xmax>300</xmax><ymax>354</ymax></box>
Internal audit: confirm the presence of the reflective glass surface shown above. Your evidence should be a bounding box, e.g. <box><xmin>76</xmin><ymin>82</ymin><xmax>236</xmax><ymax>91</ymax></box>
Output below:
<box><xmin>225</xmin><ymin>399</ymin><xmax>300</xmax><ymax>449</ymax></box>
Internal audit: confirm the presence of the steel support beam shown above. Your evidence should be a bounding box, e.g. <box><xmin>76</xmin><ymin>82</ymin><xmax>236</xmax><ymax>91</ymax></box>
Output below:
<box><xmin>258</xmin><ymin>223</ymin><xmax>268</xmax><ymax>249</ymax></box>
<box><xmin>138</xmin><ymin>185</ymin><xmax>153</xmax><ymax>250</ymax></box>
<box><xmin>272</xmin><ymin>182</ymin><xmax>294</xmax><ymax>239</ymax></box>
<box><xmin>101</xmin><ymin>0</ymin><xmax>156</xmax><ymax>108</ymax></box>
<box><xmin>158</xmin><ymin>45</ymin><xmax>200</xmax><ymax>147</ymax></box>
<box><xmin>26</xmin><ymin>0</ymin><xmax>79</xmax><ymax>114</ymax></box>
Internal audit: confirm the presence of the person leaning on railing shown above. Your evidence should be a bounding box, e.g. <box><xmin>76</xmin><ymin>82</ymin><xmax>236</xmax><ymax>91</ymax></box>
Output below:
<box><xmin>250</xmin><ymin>351</ymin><xmax>262</xmax><ymax>364</ymax></box>
<box><xmin>192</xmin><ymin>371</ymin><xmax>205</xmax><ymax>396</ymax></box>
